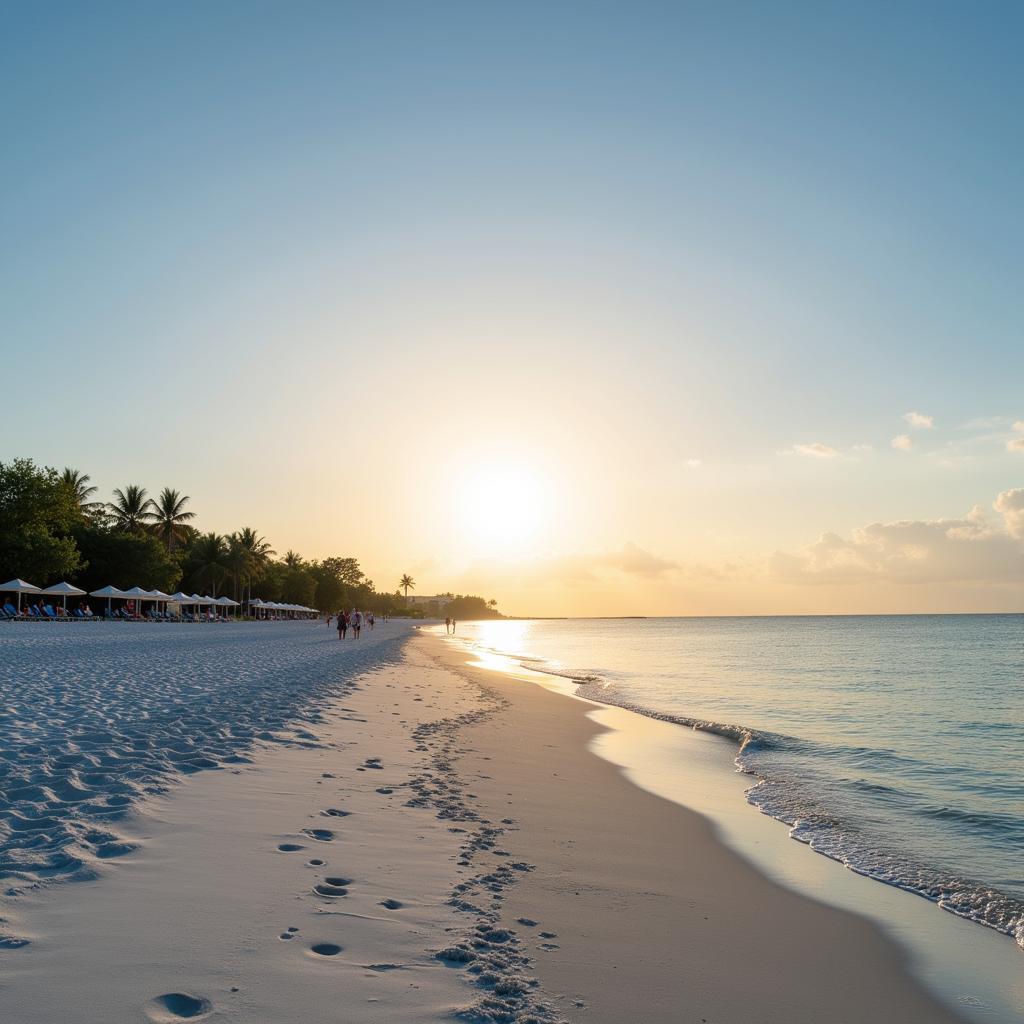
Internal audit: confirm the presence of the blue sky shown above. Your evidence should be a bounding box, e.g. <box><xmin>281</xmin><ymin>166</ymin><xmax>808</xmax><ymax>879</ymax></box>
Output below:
<box><xmin>2</xmin><ymin>2</ymin><xmax>1022</xmax><ymax>612</ymax></box>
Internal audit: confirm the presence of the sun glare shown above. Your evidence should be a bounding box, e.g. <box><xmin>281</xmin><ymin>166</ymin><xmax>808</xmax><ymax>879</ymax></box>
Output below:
<box><xmin>455</xmin><ymin>461</ymin><xmax>546</xmax><ymax>554</ymax></box>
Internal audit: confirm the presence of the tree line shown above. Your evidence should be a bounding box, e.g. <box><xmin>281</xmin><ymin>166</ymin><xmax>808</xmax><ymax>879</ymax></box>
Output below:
<box><xmin>0</xmin><ymin>458</ymin><xmax>502</xmax><ymax>617</ymax></box>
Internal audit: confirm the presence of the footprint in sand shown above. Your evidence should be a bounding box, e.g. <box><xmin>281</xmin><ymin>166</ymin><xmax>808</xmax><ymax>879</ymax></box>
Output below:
<box><xmin>302</xmin><ymin>828</ymin><xmax>335</xmax><ymax>842</ymax></box>
<box><xmin>145</xmin><ymin>992</ymin><xmax>210</xmax><ymax>1020</ymax></box>
<box><xmin>277</xmin><ymin>843</ymin><xmax>304</xmax><ymax>853</ymax></box>
<box><xmin>320</xmin><ymin>808</ymin><xmax>350</xmax><ymax>818</ymax></box>
<box><xmin>379</xmin><ymin>898</ymin><xmax>403</xmax><ymax>910</ymax></box>
<box><xmin>310</xmin><ymin>943</ymin><xmax>342</xmax><ymax>957</ymax></box>
<box><xmin>307</xmin><ymin>858</ymin><xmax>325</xmax><ymax>867</ymax></box>
<box><xmin>313</xmin><ymin>877</ymin><xmax>352</xmax><ymax>898</ymax></box>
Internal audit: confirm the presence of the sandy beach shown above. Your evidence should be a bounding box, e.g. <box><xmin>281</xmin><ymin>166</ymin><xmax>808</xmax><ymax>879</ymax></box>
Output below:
<box><xmin>0</xmin><ymin>622</ymin><xmax>987</xmax><ymax>1022</ymax></box>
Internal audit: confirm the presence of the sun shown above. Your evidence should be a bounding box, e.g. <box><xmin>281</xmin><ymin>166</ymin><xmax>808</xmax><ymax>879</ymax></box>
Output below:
<box><xmin>455</xmin><ymin>460</ymin><xmax>547</xmax><ymax>554</ymax></box>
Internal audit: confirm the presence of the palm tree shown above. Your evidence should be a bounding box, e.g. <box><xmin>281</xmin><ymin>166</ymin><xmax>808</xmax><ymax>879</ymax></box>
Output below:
<box><xmin>60</xmin><ymin>468</ymin><xmax>103</xmax><ymax>514</ymax></box>
<box><xmin>400</xmin><ymin>574</ymin><xmax>415</xmax><ymax>601</ymax></box>
<box><xmin>108</xmin><ymin>485</ymin><xmax>154</xmax><ymax>533</ymax></box>
<box><xmin>192</xmin><ymin>533</ymin><xmax>228</xmax><ymax>597</ymax></box>
<box><xmin>235</xmin><ymin>528</ymin><xmax>275</xmax><ymax>610</ymax></box>
<box><xmin>151</xmin><ymin>487</ymin><xmax>195</xmax><ymax>551</ymax></box>
<box><xmin>284</xmin><ymin>550</ymin><xmax>303</xmax><ymax>568</ymax></box>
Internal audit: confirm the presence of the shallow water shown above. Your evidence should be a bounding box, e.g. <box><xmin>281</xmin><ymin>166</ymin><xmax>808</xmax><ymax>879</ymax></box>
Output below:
<box><xmin>0</xmin><ymin>622</ymin><xmax>405</xmax><ymax>889</ymax></box>
<box><xmin>452</xmin><ymin>616</ymin><xmax>1024</xmax><ymax>950</ymax></box>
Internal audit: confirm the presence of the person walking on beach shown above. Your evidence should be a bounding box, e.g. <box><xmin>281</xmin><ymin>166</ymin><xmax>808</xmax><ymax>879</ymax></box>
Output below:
<box><xmin>352</xmin><ymin>609</ymin><xmax>362</xmax><ymax>638</ymax></box>
<box><xmin>368</xmin><ymin>613</ymin><xmax>375</xmax><ymax>630</ymax></box>
<box><xmin>444</xmin><ymin>616</ymin><xmax>451</xmax><ymax>634</ymax></box>
<box><xmin>326</xmin><ymin>613</ymin><xmax>333</xmax><ymax>629</ymax></box>
<box><xmin>337</xmin><ymin>610</ymin><xmax>348</xmax><ymax>640</ymax></box>
<box><xmin>450</xmin><ymin>618</ymin><xmax>456</xmax><ymax>634</ymax></box>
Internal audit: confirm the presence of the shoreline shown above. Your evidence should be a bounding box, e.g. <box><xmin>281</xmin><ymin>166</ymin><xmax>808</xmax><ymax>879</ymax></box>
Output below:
<box><xmin>2</xmin><ymin>622</ymin><xmax>1018</xmax><ymax>1022</ymax></box>
<box><xmin>422</xmin><ymin>630</ymin><xmax>1002</xmax><ymax>1024</ymax></box>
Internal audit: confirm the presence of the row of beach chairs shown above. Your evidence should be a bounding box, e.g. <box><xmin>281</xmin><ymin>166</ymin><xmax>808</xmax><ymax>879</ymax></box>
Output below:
<box><xmin>1</xmin><ymin>605</ymin><xmax>231</xmax><ymax>623</ymax></box>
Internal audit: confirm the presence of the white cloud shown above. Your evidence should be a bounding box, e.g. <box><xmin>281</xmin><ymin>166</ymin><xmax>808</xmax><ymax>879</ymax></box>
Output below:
<box><xmin>770</xmin><ymin>489</ymin><xmax>1024</xmax><ymax>585</ymax></box>
<box><xmin>891</xmin><ymin>434</ymin><xmax>913</xmax><ymax>451</ymax></box>
<box><xmin>904</xmin><ymin>411</ymin><xmax>935</xmax><ymax>429</ymax></box>
<box><xmin>1013</xmin><ymin>421</ymin><xmax>1024</xmax><ymax>433</ymax></box>
<box><xmin>995</xmin><ymin>489</ymin><xmax>1024</xmax><ymax>539</ymax></box>
<box><xmin>1007</xmin><ymin>438</ymin><xmax>1024</xmax><ymax>453</ymax></box>
<box><xmin>785</xmin><ymin>442</ymin><xmax>839</xmax><ymax>459</ymax></box>
<box><xmin>960</xmin><ymin>416</ymin><xmax>1005</xmax><ymax>431</ymax></box>
<box><xmin>686</xmin><ymin>458</ymin><xmax>702</xmax><ymax>468</ymax></box>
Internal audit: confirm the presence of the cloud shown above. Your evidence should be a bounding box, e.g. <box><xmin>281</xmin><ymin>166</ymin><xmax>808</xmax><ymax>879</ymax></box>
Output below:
<box><xmin>891</xmin><ymin>434</ymin><xmax>913</xmax><ymax>451</ymax></box>
<box><xmin>904</xmin><ymin>411</ymin><xmax>935</xmax><ymax>429</ymax></box>
<box><xmin>960</xmin><ymin>416</ymin><xmax>1005</xmax><ymax>431</ymax></box>
<box><xmin>1013</xmin><ymin>420</ymin><xmax>1024</xmax><ymax>433</ymax></box>
<box><xmin>770</xmin><ymin>489</ymin><xmax>1024</xmax><ymax>585</ymax></box>
<box><xmin>604</xmin><ymin>542</ymin><xmax>680</xmax><ymax>577</ymax></box>
<box><xmin>995</xmin><ymin>489</ymin><xmax>1024</xmax><ymax>539</ymax></box>
<box><xmin>686</xmin><ymin>458</ymin><xmax>702</xmax><ymax>468</ymax></box>
<box><xmin>1007</xmin><ymin>438</ymin><xmax>1024</xmax><ymax>453</ymax></box>
<box><xmin>784</xmin><ymin>442</ymin><xmax>839</xmax><ymax>459</ymax></box>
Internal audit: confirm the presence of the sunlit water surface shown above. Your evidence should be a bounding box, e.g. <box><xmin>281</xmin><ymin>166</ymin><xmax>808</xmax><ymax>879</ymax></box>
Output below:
<box><xmin>452</xmin><ymin>616</ymin><xmax>1024</xmax><ymax>949</ymax></box>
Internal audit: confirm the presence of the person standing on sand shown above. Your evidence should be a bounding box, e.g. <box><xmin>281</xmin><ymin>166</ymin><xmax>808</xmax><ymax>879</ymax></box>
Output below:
<box><xmin>338</xmin><ymin>610</ymin><xmax>348</xmax><ymax>640</ymax></box>
<box><xmin>450</xmin><ymin>618</ymin><xmax>456</xmax><ymax>634</ymax></box>
<box><xmin>368</xmin><ymin>613</ymin><xmax>375</xmax><ymax>630</ymax></box>
<box><xmin>444</xmin><ymin>616</ymin><xmax>451</xmax><ymax>634</ymax></box>
<box><xmin>326</xmin><ymin>613</ymin><xmax>332</xmax><ymax>628</ymax></box>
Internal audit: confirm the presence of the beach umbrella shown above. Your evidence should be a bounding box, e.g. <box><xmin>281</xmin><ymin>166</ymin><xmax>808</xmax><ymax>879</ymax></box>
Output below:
<box><xmin>165</xmin><ymin>591</ymin><xmax>193</xmax><ymax>618</ymax></box>
<box><xmin>121</xmin><ymin>585</ymin><xmax>155</xmax><ymax>618</ymax></box>
<box><xmin>40</xmin><ymin>580</ymin><xmax>87</xmax><ymax>611</ymax></box>
<box><xmin>147</xmin><ymin>590</ymin><xmax>172</xmax><ymax>617</ymax></box>
<box><xmin>1</xmin><ymin>578</ymin><xmax>41</xmax><ymax>613</ymax></box>
<box><xmin>216</xmin><ymin>596</ymin><xmax>238</xmax><ymax>619</ymax></box>
<box><xmin>90</xmin><ymin>584</ymin><xmax>128</xmax><ymax>614</ymax></box>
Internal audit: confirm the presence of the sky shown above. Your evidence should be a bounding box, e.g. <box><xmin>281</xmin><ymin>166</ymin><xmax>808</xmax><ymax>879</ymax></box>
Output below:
<box><xmin>2</xmin><ymin>1</ymin><xmax>1023</xmax><ymax>615</ymax></box>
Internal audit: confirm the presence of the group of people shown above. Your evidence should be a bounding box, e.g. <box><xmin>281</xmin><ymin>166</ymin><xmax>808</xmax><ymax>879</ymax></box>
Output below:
<box><xmin>328</xmin><ymin>609</ymin><xmax>375</xmax><ymax>639</ymax></box>
<box><xmin>2</xmin><ymin>599</ymin><xmax>94</xmax><ymax>620</ymax></box>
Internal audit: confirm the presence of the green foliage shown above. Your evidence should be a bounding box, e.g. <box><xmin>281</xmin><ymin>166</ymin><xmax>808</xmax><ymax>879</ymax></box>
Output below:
<box><xmin>281</xmin><ymin>565</ymin><xmax>316</xmax><ymax>605</ymax></box>
<box><xmin>443</xmin><ymin>594</ymin><xmax>504</xmax><ymax>620</ymax></box>
<box><xmin>1</xmin><ymin>458</ymin><xmax>506</xmax><ymax>618</ymax></box>
<box><xmin>151</xmin><ymin>487</ymin><xmax>195</xmax><ymax>551</ymax></box>
<box><xmin>187</xmin><ymin>533</ymin><xmax>228</xmax><ymax>596</ymax></box>
<box><xmin>72</xmin><ymin>522</ymin><xmax>181</xmax><ymax>593</ymax></box>
<box><xmin>311</xmin><ymin>557</ymin><xmax>366</xmax><ymax>611</ymax></box>
<box><xmin>108</xmin><ymin>485</ymin><xmax>154</xmax><ymax>533</ymax></box>
<box><xmin>0</xmin><ymin>458</ymin><xmax>83</xmax><ymax>582</ymax></box>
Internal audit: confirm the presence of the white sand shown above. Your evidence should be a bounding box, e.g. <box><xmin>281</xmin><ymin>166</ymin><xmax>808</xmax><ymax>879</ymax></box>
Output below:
<box><xmin>1</xmin><ymin>621</ymin><xmax>993</xmax><ymax>1023</ymax></box>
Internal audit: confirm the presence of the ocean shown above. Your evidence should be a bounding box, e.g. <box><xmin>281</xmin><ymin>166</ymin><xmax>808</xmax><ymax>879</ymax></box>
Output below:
<box><xmin>450</xmin><ymin>615</ymin><xmax>1024</xmax><ymax>950</ymax></box>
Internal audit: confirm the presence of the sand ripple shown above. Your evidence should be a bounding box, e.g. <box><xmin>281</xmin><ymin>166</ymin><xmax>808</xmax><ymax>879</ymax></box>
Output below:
<box><xmin>0</xmin><ymin>623</ymin><xmax>402</xmax><ymax>887</ymax></box>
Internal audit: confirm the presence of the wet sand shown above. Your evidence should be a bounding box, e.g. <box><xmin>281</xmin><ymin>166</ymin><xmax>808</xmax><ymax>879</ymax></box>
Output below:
<box><xmin>423</xmin><ymin>632</ymin><xmax>968</xmax><ymax>1024</ymax></box>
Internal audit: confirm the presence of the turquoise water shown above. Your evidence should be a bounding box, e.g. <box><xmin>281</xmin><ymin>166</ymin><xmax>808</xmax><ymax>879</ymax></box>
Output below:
<box><xmin>454</xmin><ymin>615</ymin><xmax>1024</xmax><ymax>949</ymax></box>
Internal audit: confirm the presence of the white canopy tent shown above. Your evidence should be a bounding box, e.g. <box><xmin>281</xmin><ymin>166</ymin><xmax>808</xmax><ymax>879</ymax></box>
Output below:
<box><xmin>89</xmin><ymin>584</ymin><xmax>128</xmax><ymax>615</ymax></box>
<box><xmin>121</xmin><ymin>586</ymin><xmax>153</xmax><ymax>617</ymax></box>
<box><xmin>1</xmin><ymin>578</ymin><xmax>41</xmax><ymax>613</ymax></box>
<box><xmin>40</xmin><ymin>581</ymin><xmax>87</xmax><ymax>611</ymax></box>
